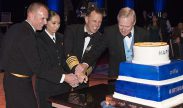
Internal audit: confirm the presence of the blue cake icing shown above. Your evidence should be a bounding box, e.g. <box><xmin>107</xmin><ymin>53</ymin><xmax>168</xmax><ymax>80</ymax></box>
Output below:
<box><xmin>115</xmin><ymin>60</ymin><xmax>183</xmax><ymax>102</ymax></box>
<box><xmin>119</xmin><ymin>60</ymin><xmax>183</xmax><ymax>80</ymax></box>
<box><xmin>115</xmin><ymin>80</ymin><xmax>183</xmax><ymax>101</ymax></box>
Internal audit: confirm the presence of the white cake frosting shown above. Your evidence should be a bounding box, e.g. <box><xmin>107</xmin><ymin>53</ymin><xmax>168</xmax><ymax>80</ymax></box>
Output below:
<box><xmin>113</xmin><ymin>92</ymin><xmax>183</xmax><ymax>108</ymax></box>
<box><xmin>117</xmin><ymin>75</ymin><xmax>183</xmax><ymax>86</ymax></box>
<box><xmin>132</xmin><ymin>42</ymin><xmax>170</xmax><ymax>65</ymax></box>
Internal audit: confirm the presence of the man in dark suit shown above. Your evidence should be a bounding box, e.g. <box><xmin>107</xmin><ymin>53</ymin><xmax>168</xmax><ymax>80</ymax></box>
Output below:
<box><xmin>64</xmin><ymin>6</ymin><xmax>103</xmax><ymax>89</ymax></box>
<box><xmin>80</xmin><ymin>7</ymin><xmax>149</xmax><ymax>79</ymax></box>
<box><xmin>1</xmin><ymin>2</ymin><xmax>79</xmax><ymax>108</ymax></box>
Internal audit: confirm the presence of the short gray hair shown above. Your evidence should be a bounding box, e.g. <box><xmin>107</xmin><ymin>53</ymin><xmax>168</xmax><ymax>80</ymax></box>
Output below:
<box><xmin>117</xmin><ymin>7</ymin><xmax>136</xmax><ymax>23</ymax></box>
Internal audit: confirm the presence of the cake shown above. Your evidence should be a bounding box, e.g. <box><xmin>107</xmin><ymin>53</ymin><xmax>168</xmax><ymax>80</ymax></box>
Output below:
<box><xmin>113</xmin><ymin>42</ymin><xmax>183</xmax><ymax>108</ymax></box>
<box><xmin>132</xmin><ymin>42</ymin><xmax>170</xmax><ymax>65</ymax></box>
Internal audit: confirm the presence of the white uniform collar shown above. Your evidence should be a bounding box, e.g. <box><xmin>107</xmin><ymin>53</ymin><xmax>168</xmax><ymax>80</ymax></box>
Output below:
<box><xmin>45</xmin><ymin>29</ymin><xmax>56</xmax><ymax>41</ymax></box>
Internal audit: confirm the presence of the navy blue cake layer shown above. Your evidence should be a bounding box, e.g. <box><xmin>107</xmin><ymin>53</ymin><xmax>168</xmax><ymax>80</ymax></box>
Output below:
<box><xmin>115</xmin><ymin>80</ymin><xmax>183</xmax><ymax>101</ymax></box>
<box><xmin>119</xmin><ymin>60</ymin><xmax>183</xmax><ymax>80</ymax></box>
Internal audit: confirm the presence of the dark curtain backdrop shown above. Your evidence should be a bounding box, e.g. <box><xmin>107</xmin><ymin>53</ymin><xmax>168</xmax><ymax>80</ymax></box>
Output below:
<box><xmin>0</xmin><ymin>0</ymin><xmax>182</xmax><ymax>26</ymax></box>
<box><xmin>166</xmin><ymin>0</ymin><xmax>182</xmax><ymax>26</ymax></box>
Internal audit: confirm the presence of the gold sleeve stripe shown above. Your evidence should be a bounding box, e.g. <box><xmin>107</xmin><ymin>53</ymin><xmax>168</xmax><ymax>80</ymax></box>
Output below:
<box><xmin>66</xmin><ymin>59</ymin><xmax>77</xmax><ymax>64</ymax></box>
<box><xmin>66</xmin><ymin>56</ymin><xmax>79</xmax><ymax>69</ymax></box>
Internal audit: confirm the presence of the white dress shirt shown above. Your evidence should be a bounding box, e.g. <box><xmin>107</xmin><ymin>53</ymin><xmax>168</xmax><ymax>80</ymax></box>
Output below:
<box><xmin>82</xmin><ymin>26</ymin><xmax>93</xmax><ymax>57</ymax></box>
<box><xmin>124</xmin><ymin>27</ymin><xmax>134</xmax><ymax>48</ymax></box>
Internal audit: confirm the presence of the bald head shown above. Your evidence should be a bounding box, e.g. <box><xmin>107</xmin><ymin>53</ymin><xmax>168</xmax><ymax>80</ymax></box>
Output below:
<box><xmin>26</xmin><ymin>2</ymin><xmax>48</xmax><ymax>30</ymax></box>
<box><xmin>27</xmin><ymin>2</ymin><xmax>48</xmax><ymax>15</ymax></box>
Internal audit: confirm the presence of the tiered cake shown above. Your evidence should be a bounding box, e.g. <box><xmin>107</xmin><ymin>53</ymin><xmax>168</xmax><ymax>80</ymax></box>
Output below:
<box><xmin>113</xmin><ymin>42</ymin><xmax>183</xmax><ymax>108</ymax></box>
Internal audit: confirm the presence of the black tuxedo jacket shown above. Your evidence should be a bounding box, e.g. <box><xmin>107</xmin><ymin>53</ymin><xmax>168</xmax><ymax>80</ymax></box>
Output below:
<box><xmin>1</xmin><ymin>21</ymin><xmax>64</xmax><ymax>84</ymax></box>
<box><xmin>35</xmin><ymin>30</ymin><xmax>71</xmax><ymax>95</ymax></box>
<box><xmin>83</xmin><ymin>24</ymin><xmax>150</xmax><ymax>77</ymax></box>
<box><xmin>64</xmin><ymin>24</ymin><xmax>102</xmax><ymax>70</ymax></box>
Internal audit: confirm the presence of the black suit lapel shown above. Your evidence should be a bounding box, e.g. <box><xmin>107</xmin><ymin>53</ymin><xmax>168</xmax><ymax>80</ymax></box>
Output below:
<box><xmin>77</xmin><ymin>26</ymin><xmax>85</xmax><ymax>60</ymax></box>
<box><xmin>42</xmin><ymin>31</ymin><xmax>56</xmax><ymax>46</ymax></box>
<box><xmin>40</xmin><ymin>31</ymin><xmax>57</xmax><ymax>58</ymax></box>
<box><xmin>55</xmin><ymin>34</ymin><xmax>63</xmax><ymax>47</ymax></box>
<box><xmin>116</xmin><ymin>28</ymin><xmax>125</xmax><ymax>54</ymax></box>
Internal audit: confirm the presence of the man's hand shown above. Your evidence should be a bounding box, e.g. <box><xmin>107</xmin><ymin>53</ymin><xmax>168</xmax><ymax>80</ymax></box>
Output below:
<box><xmin>75</xmin><ymin>63</ymin><xmax>89</xmax><ymax>83</ymax></box>
<box><xmin>64</xmin><ymin>73</ymin><xmax>79</xmax><ymax>88</ymax></box>
<box><xmin>75</xmin><ymin>63</ymin><xmax>89</xmax><ymax>73</ymax></box>
<box><xmin>77</xmin><ymin>73</ymin><xmax>88</xmax><ymax>83</ymax></box>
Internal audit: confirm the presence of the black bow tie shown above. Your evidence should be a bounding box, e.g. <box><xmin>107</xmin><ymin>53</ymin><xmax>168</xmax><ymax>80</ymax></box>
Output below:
<box><xmin>84</xmin><ymin>32</ymin><xmax>92</xmax><ymax>38</ymax></box>
<box><xmin>126</xmin><ymin>32</ymin><xmax>132</xmax><ymax>38</ymax></box>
